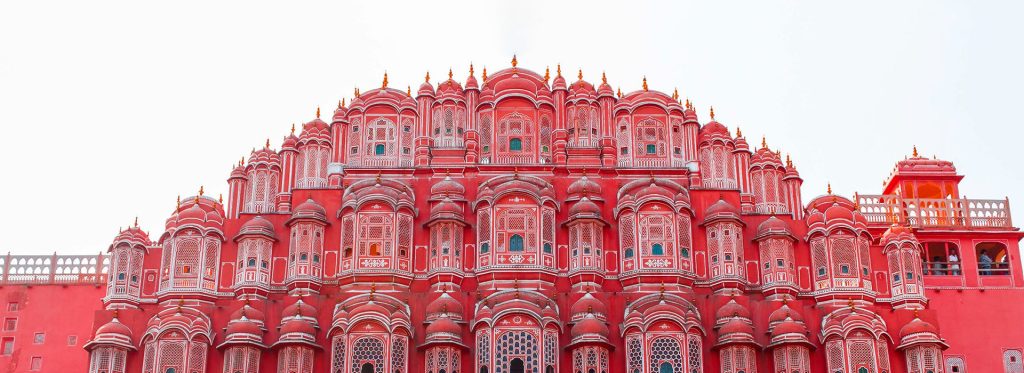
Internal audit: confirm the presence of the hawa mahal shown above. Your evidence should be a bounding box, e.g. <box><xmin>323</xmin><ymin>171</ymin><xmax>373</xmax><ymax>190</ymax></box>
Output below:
<box><xmin>1</xmin><ymin>58</ymin><xmax>1022</xmax><ymax>373</ymax></box>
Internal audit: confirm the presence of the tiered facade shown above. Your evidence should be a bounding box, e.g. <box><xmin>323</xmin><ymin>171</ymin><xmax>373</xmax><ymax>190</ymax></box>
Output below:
<box><xmin>10</xmin><ymin>59</ymin><xmax>1022</xmax><ymax>373</ymax></box>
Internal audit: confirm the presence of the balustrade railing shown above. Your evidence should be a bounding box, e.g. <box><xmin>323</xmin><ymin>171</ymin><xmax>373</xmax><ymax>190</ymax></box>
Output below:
<box><xmin>0</xmin><ymin>253</ymin><xmax>108</xmax><ymax>285</ymax></box>
<box><xmin>856</xmin><ymin>194</ymin><xmax>1012</xmax><ymax>229</ymax></box>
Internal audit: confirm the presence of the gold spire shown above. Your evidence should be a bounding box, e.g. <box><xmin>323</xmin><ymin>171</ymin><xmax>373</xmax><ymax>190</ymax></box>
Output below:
<box><xmin>557</xmin><ymin>64</ymin><xmax>562</xmax><ymax>77</ymax></box>
<box><xmin>375</xmin><ymin>172</ymin><xmax>382</xmax><ymax>184</ymax></box>
<box><xmin>577</xmin><ymin>69</ymin><xmax>583</xmax><ymax>80</ymax></box>
<box><xmin>602</xmin><ymin>71</ymin><xmax>607</xmax><ymax>84</ymax></box>
<box><xmin>736</xmin><ymin>127</ymin><xmax>742</xmax><ymax>137</ymax></box>
<box><xmin>617</xmin><ymin>87</ymin><xmax>622</xmax><ymax>97</ymax></box>
<box><xmin>786</xmin><ymin>153</ymin><xmax>792</xmax><ymax>167</ymax></box>
<box><xmin>672</xmin><ymin>87</ymin><xmax>679</xmax><ymax>100</ymax></box>
<box><xmin>199</xmin><ymin>185</ymin><xmax>205</xmax><ymax>196</ymax></box>
<box><xmin>448</xmin><ymin>68</ymin><xmax>453</xmax><ymax>80</ymax></box>
<box><xmin>761</xmin><ymin>136</ymin><xmax>767</xmax><ymax>149</ymax></box>
<box><xmin>341</xmin><ymin>98</ymin><xmax>346</xmax><ymax>107</ymax></box>
<box><xmin>382</xmin><ymin>71</ymin><xmax>388</xmax><ymax>88</ymax></box>
<box><xmin>685</xmin><ymin>98</ymin><xmax>691</xmax><ymax>110</ymax></box>
<box><xmin>511</xmin><ymin>54</ymin><xmax>518</xmax><ymax>67</ymax></box>
<box><xmin>291</xmin><ymin>123</ymin><xmax>296</xmax><ymax>135</ymax></box>
<box><xmin>355</xmin><ymin>87</ymin><xmax>360</xmax><ymax>97</ymax></box>
<box><xmin>316</xmin><ymin>106</ymin><xmax>320</xmax><ymax>118</ymax></box>
<box><xmin>176</xmin><ymin>195</ymin><xmax>181</xmax><ymax>209</ymax></box>
<box><xmin>469</xmin><ymin>63</ymin><xmax>475</xmax><ymax>76</ymax></box>
<box><xmin>827</xmin><ymin>182</ymin><xmax>833</xmax><ymax>194</ymax></box>
<box><xmin>425</xmin><ymin>71</ymin><xmax>430</xmax><ymax>82</ymax></box>
<box><xmin>265</xmin><ymin>138</ymin><xmax>270</xmax><ymax>148</ymax></box>
<box><xmin>710</xmin><ymin>106</ymin><xmax>715</xmax><ymax>120</ymax></box>
<box><xmin>407</xmin><ymin>85</ymin><xmax>411</xmax><ymax>96</ymax></box>
<box><xmin>133</xmin><ymin>217</ymin><xmax>138</xmax><ymax>227</ymax></box>
<box><xmin>218</xmin><ymin>193</ymin><xmax>223</xmax><ymax>204</ymax></box>
<box><xmin>337</xmin><ymin>100</ymin><xmax>342</xmax><ymax>108</ymax></box>
<box><xmin>642</xmin><ymin>76</ymin><xmax>648</xmax><ymax>91</ymax></box>
<box><xmin>482</xmin><ymin>67</ymin><xmax>487</xmax><ymax>81</ymax></box>
<box><xmin>912</xmin><ymin>145</ymin><xmax>919</xmax><ymax>157</ymax></box>
<box><xmin>544</xmin><ymin>66</ymin><xmax>550</xmax><ymax>82</ymax></box>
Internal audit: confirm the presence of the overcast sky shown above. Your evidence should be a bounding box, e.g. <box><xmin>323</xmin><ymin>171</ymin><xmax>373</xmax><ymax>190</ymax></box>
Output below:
<box><xmin>1</xmin><ymin>1</ymin><xmax>1021</xmax><ymax>254</ymax></box>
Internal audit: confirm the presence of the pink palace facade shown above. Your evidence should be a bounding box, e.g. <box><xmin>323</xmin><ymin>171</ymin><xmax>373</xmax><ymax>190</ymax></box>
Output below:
<box><xmin>0</xmin><ymin>58</ymin><xmax>1022</xmax><ymax>373</ymax></box>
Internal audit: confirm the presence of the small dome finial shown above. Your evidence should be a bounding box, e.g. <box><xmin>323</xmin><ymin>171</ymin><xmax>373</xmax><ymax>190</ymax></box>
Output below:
<box><xmin>425</xmin><ymin>71</ymin><xmax>430</xmax><ymax>82</ymax></box>
<box><xmin>912</xmin><ymin>145</ymin><xmax>919</xmax><ymax>157</ymax></box>
<box><xmin>511</xmin><ymin>54</ymin><xmax>518</xmax><ymax>69</ymax></box>
<box><xmin>761</xmin><ymin>136</ymin><xmax>767</xmax><ymax>149</ymax></box>
<box><xmin>218</xmin><ymin>193</ymin><xmax>223</xmax><ymax>204</ymax></box>
<box><xmin>199</xmin><ymin>185</ymin><xmax>205</xmax><ymax>196</ymax></box>
<box><xmin>382</xmin><ymin>71</ymin><xmax>388</xmax><ymax>88</ymax></box>
<box><xmin>341</xmin><ymin>98</ymin><xmax>346</xmax><ymax>108</ymax></box>
<box><xmin>602</xmin><ymin>71</ymin><xmax>607</xmax><ymax>84</ymax></box>
<box><xmin>786</xmin><ymin>153</ymin><xmax>792</xmax><ymax>167</ymax></box>
<box><xmin>642</xmin><ymin>76</ymin><xmax>648</xmax><ymax>91</ymax></box>
<box><xmin>827</xmin><ymin>182</ymin><xmax>833</xmax><ymax>195</ymax></box>
<box><xmin>448</xmin><ymin>68</ymin><xmax>453</xmax><ymax>80</ymax></box>
<box><xmin>672</xmin><ymin>87</ymin><xmax>679</xmax><ymax>99</ymax></box>
<box><xmin>577</xmin><ymin>68</ymin><xmax>583</xmax><ymax>81</ymax></box>
<box><xmin>469</xmin><ymin>63</ymin><xmax>474</xmax><ymax>76</ymax></box>
<box><xmin>556</xmin><ymin>63</ymin><xmax>562</xmax><ymax>77</ymax></box>
<box><xmin>291</xmin><ymin>123</ymin><xmax>296</xmax><ymax>134</ymax></box>
<box><xmin>544</xmin><ymin>66</ymin><xmax>550</xmax><ymax>82</ymax></box>
<box><xmin>482</xmin><ymin>66</ymin><xmax>487</xmax><ymax>81</ymax></box>
<box><xmin>133</xmin><ymin>216</ymin><xmax>138</xmax><ymax>227</ymax></box>
<box><xmin>685</xmin><ymin>98</ymin><xmax>691</xmax><ymax>110</ymax></box>
<box><xmin>616</xmin><ymin>87</ymin><xmax>622</xmax><ymax>98</ymax></box>
<box><xmin>176</xmin><ymin>195</ymin><xmax>181</xmax><ymax>209</ymax></box>
<box><xmin>316</xmin><ymin>106</ymin><xmax>320</xmax><ymax>118</ymax></box>
<box><xmin>736</xmin><ymin>127</ymin><xmax>742</xmax><ymax>138</ymax></box>
<box><xmin>265</xmin><ymin>138</ymin><xmax>270</xmax><ymax>149</ymax></box>
<box><xmin>709</xmin><ymin>106</ymin><xmax>715</xmax><ymax>120</ymax></box>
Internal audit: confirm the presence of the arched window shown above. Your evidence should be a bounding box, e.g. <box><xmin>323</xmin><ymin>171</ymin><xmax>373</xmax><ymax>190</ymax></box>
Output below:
<box><xmin>624</xmin><ymin>249</ymin><xmax>634</xmax><ymax>258</ymax></box>
<box><xmin>480</xmin><ymin>368</ymin><xmax>488</xmax><ymax>373</ymax></box>
<box><xmin>510</xmin><ymin>138</ymin><xmax>523</xmax><ymax>152</ymax></box>
<box><xmin>858</xmin><ymin>368</ymin><xmax>868</xmax><ymax>373</ymax></box>
<box><xmin>543</xmin><ymin>243</ymin><xmax>552</xmax><ymax>254</ymax></box>
<box><xmin>375</xmin><ymin>144</ymin><xmax>386</xmax><ymax>155</ymax></box>
<box><xmin>165</xmin><ymin>369</ymin><xmax>176</xmax><ymax>373</ymax></box>
<box><xmin>480</xmin><ymin>243</ymin><xmax>489</xmax><ymax>253</ymax></box>
<box><xmin>361</xmin><ymin>363</ymin><xmax>374</xmax><ymax>373</ymax></box>
<box><xmin>652</xmin><ymin>243</ymin><xmax>664</xmax><ymax>255</ymax></box>
<box><xmin>510</xmin><ymin>235</ymin><xmax>525</xmax><ymax>252</ymax></box>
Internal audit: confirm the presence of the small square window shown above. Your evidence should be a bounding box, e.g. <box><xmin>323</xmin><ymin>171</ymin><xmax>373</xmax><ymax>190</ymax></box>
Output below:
<box><xmin>67</xmin><ymin>336</ymin><xmax>78</xmax><ymax>346</ymax></box>
<box><xmin>351</xmin><ymin>147</ymin><xmax>358</xmax><ymax>154</ymax></box>
<box><xmin>777</xmin><ymin>259</ymin><xmax>785</xmax><ymax>268</ymax></box>
<box><xmin>620</xmin><ymin>147</ymin><xmax>628</xmax><ymax>155</ymax></box>
<box><xmin>29</xmin><ymin>356</ymin><xmax>41</xmax><ymax>371</ymax></box>
<box><xmin>6</xmin><ymin>303</ymin><xmax>17</xmax><ymax>312</ymax></box>
<box><xmin>33</xmin><ymin>333</ymin><xmax>43</xmax><ymax>344</ymax></box>
<box><xmin>1</xmin><ymin>338</ymin><xmax>13</xmax><ymax>355</ymax></box>
<box><xmin>4</xmin><ymin>318</ymin><xmax>16</xmax><ymax>332</ymax></box>
<box><xmin>840</xmin><ymin>265</ymin><xmax>850</xmax><ymax>274</ymax></box>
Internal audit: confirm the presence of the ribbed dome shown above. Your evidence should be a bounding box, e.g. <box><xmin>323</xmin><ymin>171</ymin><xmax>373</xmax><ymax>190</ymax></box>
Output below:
<box><xmin>425</xmin><ymin>315</ymin><xmax>462</xmax><ymax>337</ymax></box>
<box><xmin>715</xmin><ymin>299</ymin><xmax>751</xmax><ymax>321</ymax></box>
<box><xmin>280</xmin><ymin>318</ymin><xmax>316</xmax><ymax>335</ymax></box>
<box><xmin>225</xmin><ymin>317</ymin><xmax>262</xmax><ymax>336</ymax></box>
<box><xmin>570</xmin><ymin>314</ymin><xmax>610</xmax><ymax>338</ymax></box>
<box><xmin>771</xmin><ymin>317</ymin><xmax>807</xmax><ymax>338</ymax></box>
<box><xmin>756</xmin><ymin>216</ymin><xmax>792</xmax><ymax>238</ymax></box>
<box><xmin>290</xmin><ymin>198</ymin><xmax>327</xmax><ymax>223</ymax></box>
<box><xmin>95</xmin><ymin>317</ymin><xmax>132</xmax><ymax>337</ymax></box>
<box><xmin>570</xmin><ymin>292</ymin><xmax>607</xmax><ymax>319</ymax></box>
<box><xmin>426</xmin><ymin>292</ymin><xmax>464</xmax><ymax>318</ymax></box>
<box><xmin>567</xmin><ymin>176</ymin><xmax>602</xmax><ymax>199</ymax></box>
<box><xmin>699</xmin><ymin>120</ymin><xmax>730</xmax><ymax>142</ymax></box>
<box><xmin>237</xmin><ymin>216</ymin><xmax>276</xmax><ymax>240</ymax></box>
<box><xmin>230</xmin><ymin>301</ymin><xmax>265</xmax><ymax>323</ymax></box>
<box><xmin>768</xmin><ymin>303</ymin><xmax>802</xmax><ymax>325</ymax></box>
<box><xmin>112</xmin><ymin>226</ymin><xmax>151</xmax><ymax>248</ymax></box>
<box><xmin>281</xmin><ymin>298</ymin><xmax>317</xmax><ymax>319</ymax></box>
<box><xmin>719</xmin><ymin>318</ymin><xmax>754</xmax><ymax>336</ymax></box>
<box><xmin>430</xmin><ymin>175</ymin><xmax>466</xmax><ymax>197</ymax></box>
<box><xmin>430</xmin><ymin>197</ymin><xmax>463</xmax><ymax>219</ymax></box>
<box><xmin>824</xmin><ymin>202</ymin><xmax>855</xmax><ymax>222</ymax></box>
<box><xmin>569</xmin><ymin>197</ymin><xmax>601</xmax><ymax>217</ymax></box>
<box><xmin>900</xmin><ymin>316</ymin><xmax>938</xmax><ymax>338</ymax></box>
<box><xmin>706</xmin><ymin>199</ymin><xmax>740</xmax><ymax>217</ymax></box>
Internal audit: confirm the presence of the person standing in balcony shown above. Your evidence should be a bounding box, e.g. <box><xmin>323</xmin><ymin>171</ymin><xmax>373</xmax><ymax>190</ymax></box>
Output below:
<box><xmin>948</xmin><ymin>249</ymin><xmax>961</xmax><ymax>275</ymax></box>
<box><xmin>979</xmin><ymin>250</ymin><xmax>993</xmax><ymax>275</ymax></box>
<box><xmin>931</xmin><ymin>256</ymin><xmax>946</xmax><ymax>275</ymax></box>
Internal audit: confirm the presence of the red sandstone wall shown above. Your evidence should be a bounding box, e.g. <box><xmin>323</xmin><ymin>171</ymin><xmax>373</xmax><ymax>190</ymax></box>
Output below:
<box><xmin>0</xmin><ymin>284</ymin><xmax>104</xmax><ymax>373</ymax></box>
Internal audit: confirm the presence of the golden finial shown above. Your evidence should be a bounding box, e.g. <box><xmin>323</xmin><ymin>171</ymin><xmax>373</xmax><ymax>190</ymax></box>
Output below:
<box><xmin>616</xmin><ymin>87</ymin><xmax>622</xmax><ymax>97</ymax></box>
<box><xmin>337</xmin><ymin>100</ymin><xmax>342</xmax><ymax>109</ymax></box>
<box><xmin>685</xmin><ymin>98</ymin><xmax>691</xmax><ymax>110</ymax></box>
<box><xmin>761</xmin><ymin>136</ymin><xmax>767</xmax><ymax>149</ymax></box>
<box><xmin>407</xmin><ymin>86</ymin><xmax>411</xmax><ymax>96</ymax></box>
<box><xmin>710</xmin><ymin>106</ymin><xmax>716</xmax><ymax>120</ymax></box>
<box><xmin>642</xmin><ymin>76</ymin><xmax>648</xmax><ymax>91</ymax></box>
<box><xmin>557</xmin><ymin>64</ymin><xmax>562</xmax><ymax>77</ymax></box>
<box><xmin>375</xmin><ymin>172</ymin><xmax>382</xmax><ymax>184</ymax></box>
<box><xmin>602</xmin><ymin>71</ymin><xmax>607</xmax><ymax>84</ymax></box>
<box><xmin>133</xmin><ymin>216</ymin><xmax>138</xmax><ymax>227</ymax></box>
<box><xmin>482</xmin><ymin>67</ymin><xmax>487</xmax><ymax>81</ymax></box>
<box><xmin>382</xmin><ymin>71</ymin><xmax>388</xmax><ymax>88</ymax></box>
<box><xmin>736</xmin><ymin>127</ymin><xmax>742</xmax><ymax>137</ymax></box>
<box><xmin>199</xmin><ymin>185</ymin><xmax>205</xmax><ymax>196</ymax></box>
<box><xmin>265</xmin><ymin>138</ymin><xmax>270</xmax><ymax>148</ymax></box>
<box><xmin>469</xmin><ymin>63</ymin><xmax>475</xmax><ymax>76</ymax></box>
<box><xmin>316</xmin><ymin>106</ymin><xmax>320</xmax><ymax>118</ymax></box>
<box><xmin>786</xmin><ymin>153</ymin><xmax>792</xmax><ymax>167</ymax></box>
<box><xmin>577</xmin><ymin>69</ymin><xmax>583</xmax><ymax>81</ymax></box>
<box><xmin>291</xmin><ymin>123</ymin><xmax>296</xmax><ymax>134</ymax></box>
<box><xmin>425</xmin><ymin>71</ymin><xmax>430</xmax><ymax>82</ymax></box>
<box><xmin>912</xmin><ymin>145</ymin><xmax>919</xmax><ymax>157</ymax></box>
<box><xmin>511</xmin><ymin>54</ymin><xmax>518</xmax><ymax>68</ymax></box>
<box><xmin>218</xmin><ymin>194</ymin><xmax>223</xmax><ymax>204</ymax></box>
<box><xmin>112</xmin><ymin>309</ymin><xmax>119</xmax><ymax>319</ymax></box>
<box><xmin>176</xmin><ymin>195</ymin><xmax>181</xmax><ymax>209</ymax></box>
<box><xmin>672</xmin><ymin>87</ymin><xmax>679</xmax><ymax>100</ymax></box>
<box><xmin>341</xmin><ymin>98</ymin><xmax>346</xmax><ymax>108</ymax></box>
<box><xmin>448</xmin><ymin>68</ymin><xmax>453</xmax><ymax>80</ymax></box>
<box><xmin>194</xmin><ymin>195</ymin><xmax>200</xmax><ymax>204</ymax></box>
<box><xmin>544</xmin><ymin>66</ymin><xmax>550</xmax><ymax>82</ymax></box>
<box><xmin>827</xmin><ymin>182</ymin><xmax>832</xmax><ymax>194</ymax></box>
<box><xmin>240</xmin><ymin>157</ymin><xmax>244</xmax><ymax>166</ymax></box>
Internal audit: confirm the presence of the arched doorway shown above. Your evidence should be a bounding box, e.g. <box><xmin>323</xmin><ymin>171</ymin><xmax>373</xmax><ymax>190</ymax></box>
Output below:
<box><xmin>659</xmin><ymin>362</ymin><xmax>673</xmax><ymax>373</ymax></box>
<box><xmin>361</xmin><ymin>363</ymin><xmax>374</xmax><ymax>373</ymax></box>
<box><xmin>510</xmin><ymin>358</ymin><xmax>525</xmax><ymax>373</ymax></box>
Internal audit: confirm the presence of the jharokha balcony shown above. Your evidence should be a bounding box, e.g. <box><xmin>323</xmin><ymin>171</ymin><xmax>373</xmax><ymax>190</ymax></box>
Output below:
<box><xmin>855</xmin><ymin>194</ymin><xmax>1013</xmax><ymax>229</ymax></box>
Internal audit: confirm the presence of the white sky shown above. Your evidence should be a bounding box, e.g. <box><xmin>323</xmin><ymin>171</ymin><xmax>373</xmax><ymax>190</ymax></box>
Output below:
<box><xmin>1</xmin><ymin>1</ymin><xmax>1021</xmax><ymax>254</ymax></box>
